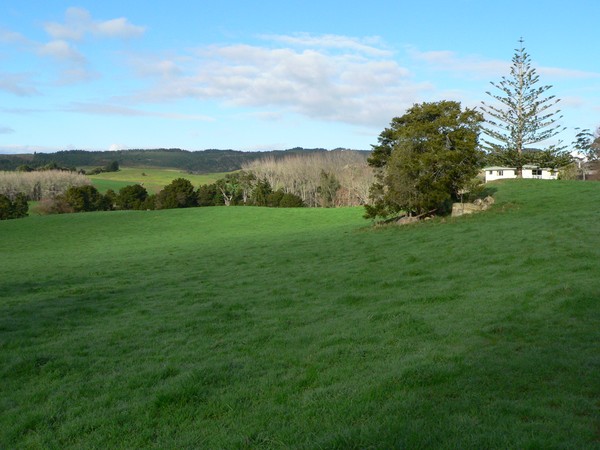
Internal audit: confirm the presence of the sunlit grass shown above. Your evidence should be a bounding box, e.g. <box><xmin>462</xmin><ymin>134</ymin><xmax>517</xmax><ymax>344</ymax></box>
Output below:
<box><xmin>87</xmin><ymin>167</ymin><xmax>231</xmax><ymax>193</ymax></box>
<box><xmin>1</xmin><ymin>180</ymin><xmax>599</xmax><ymax>448</ymax></box>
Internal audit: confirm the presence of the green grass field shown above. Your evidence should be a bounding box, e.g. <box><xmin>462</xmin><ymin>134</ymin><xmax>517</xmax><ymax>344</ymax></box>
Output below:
<box><xmin>87</xmin><ymin>167</ymin><xmax>231</xmax><ymax>193</ymax></box>
<box><xmin>1</xmin><ymin>180</ymin><xmax>599</xmax><ymax>448</ymax></box>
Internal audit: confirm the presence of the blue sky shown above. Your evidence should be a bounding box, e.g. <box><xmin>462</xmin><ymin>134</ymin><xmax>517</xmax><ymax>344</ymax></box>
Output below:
<box><xmin>1</xmin><ymin>0</ymin><xmax>599</xmax><ymax>153</ymax></box>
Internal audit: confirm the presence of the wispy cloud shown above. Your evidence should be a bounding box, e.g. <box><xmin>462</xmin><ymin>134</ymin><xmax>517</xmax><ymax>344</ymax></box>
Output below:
<box><xmin>0</xmin><ymin>125</ymin><xmax>15</xmax><ymax>134</ymax></box>
<box><xmin>44</xmin><ymin>7</ymin><xmax>146</xmax><ymax>41</ymax></box>
<box><xmin>0</xmin><ymin>73</ymin><xmax>40</xmax><ymax>96</ymax></box>
<box><xmin>408</xmin><ymin>48</ymin><xmax>509</xmax><ymax>78</ymax></box>
<box><xmin>38</xmin><ymin>40</ymin><xmax>86</xmax><ymax>63</ymax></box>
<box><xmin>261</xmin><ymin>33</ymin><xmax>392</xmax><ymax>57</ymax></box>
<box><xmin>66</xmin><ymin>102</ymin><xmax>214</xmax><ymax>121</ymax></box>
<box><xmin>409</xmin><ymin>47</ymin><xmax>600</xmax><ymax>81</ymax></box>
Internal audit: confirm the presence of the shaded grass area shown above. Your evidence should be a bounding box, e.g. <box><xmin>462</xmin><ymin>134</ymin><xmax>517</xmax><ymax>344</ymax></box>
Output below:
<box><xmin>1</xmin><ymin>180</ymin><xmax>599</xmax><ymax>448</ymax></box>
<box><xmin>87</xmin><ymin>167</ymin><xmax>230</xmax><ymax>193</ymax></box>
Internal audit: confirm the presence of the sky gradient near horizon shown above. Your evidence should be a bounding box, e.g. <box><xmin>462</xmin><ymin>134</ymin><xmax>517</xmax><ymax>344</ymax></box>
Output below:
<box><xmin>1</xmin><ymin>0</ymin><xmax>599</xmax><ymax>154</ymax></box>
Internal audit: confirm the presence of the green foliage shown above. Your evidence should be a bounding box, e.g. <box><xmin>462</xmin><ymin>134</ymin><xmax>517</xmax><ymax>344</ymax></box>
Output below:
<box><xmin>116</xmin><ymin>184</ymin><xmax>148</xmax><ymax>210</ymax></box>
<box><xmin>250</xmin><ymin>178</ymin><xmax>273</xmax><ymax>206</ymax></box>
<box><xmin>318</xmin><ymin>170</ymin><xmax>341</xmax><ymax>207</ymax></box>
<box><xmin>215</xmin><ymin>173</ymin><xmax>243</xmax><ymax>206</ymax></box>
<box><xmin>278</xmin><ymin>192</ymin><xmax>305</xmax><ymax>207</ymax></box>
<box><xmin>61</xmin><ymin>185</ymin><xmax>111</xmax><ymax>212</ymax></box>
<box><xmin>366</xmin><ymin>101</ymin><xmax>483</xmax><ymax>219</ymax></box>
<box><xmin>0</xmin><ymin>193</ymin><xmax>28</xmax><ymax>220</ymax></box>
<box><xmin>196</xmin><ymin>183</ymin><xmax>221</xmax><ymax>206</ymax></box>
<box><xmin>155</xmin><ymin>178</ymin><xmax>197</xmax><ymax>209</ymax></box>
<box><xmin>481</xmin><ymin>39</ymin><xmax>567</xmax><ymax>171</ymax></box>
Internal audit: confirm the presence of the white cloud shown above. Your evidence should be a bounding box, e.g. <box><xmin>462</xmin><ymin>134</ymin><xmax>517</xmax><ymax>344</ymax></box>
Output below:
<box><xmin>0</xmin><ymin>125</ymin><xmax>15</xmax><ymax>134</ymax></box>
<box><xmin>94</xmin><ymin>17</ymin><xmax>146</xmax><ymax>39</ymax></box>
<box><xmin>126</xmin><ymin>35</ymin><xmax>429</xmax><ymax>126</ymax></box>
<box><xmin>39</xmin><ymin>40</ymin><xmax>86</xmax><ymax>63</ymax></box>
<box><xmin>44</xmin><ymin>7</ymin><xmax>145</xmax><ymax>41</ymax></box>
<box><xmin>108</xmin><ymin>143</ymin><xmax>127</xmax><ymax>151</ymax></box>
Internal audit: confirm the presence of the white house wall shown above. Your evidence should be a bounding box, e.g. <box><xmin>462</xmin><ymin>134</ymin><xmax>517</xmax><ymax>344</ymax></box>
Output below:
<box><xmin>485</xmin><ymin>169</ymin><xmax>517</xmax><ymax>182</ymax></box>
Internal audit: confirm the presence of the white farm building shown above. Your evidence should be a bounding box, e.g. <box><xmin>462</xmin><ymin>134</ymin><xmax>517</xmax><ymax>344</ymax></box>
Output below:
<box><xmin>483</xmin><ymin>165</ymin><xmax>558</xmax><ymax>183</ymax></box>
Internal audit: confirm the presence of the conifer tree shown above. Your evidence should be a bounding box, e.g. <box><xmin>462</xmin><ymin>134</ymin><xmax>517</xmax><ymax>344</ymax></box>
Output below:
<box><xmin>481</xmin><ymin>39</ymin><xmax>566</xmax><ymax>175</ymax></box>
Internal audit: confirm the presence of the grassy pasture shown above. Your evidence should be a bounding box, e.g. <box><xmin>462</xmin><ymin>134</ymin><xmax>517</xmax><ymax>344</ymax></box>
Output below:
<box><xmin>1</xmin><ymin>180</ymin><xmax>599</xmax><ymax>448</ymax></box>
<box><xmin>87</xmin><ymin>167</ymin><xmax>230</xmax><ymax>193</ymax></box>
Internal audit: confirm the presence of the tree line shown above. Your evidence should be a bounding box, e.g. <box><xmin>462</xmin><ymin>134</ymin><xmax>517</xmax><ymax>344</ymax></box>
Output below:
<box><xmin>0</xmin><ymin>147</ymin><xmax>368</xmax><ymax>173</ymax></box>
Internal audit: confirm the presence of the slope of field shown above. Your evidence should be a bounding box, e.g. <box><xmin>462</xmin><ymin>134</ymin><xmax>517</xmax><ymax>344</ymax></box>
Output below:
<box><xmin>1</xmin><ymin>180</ymin><xmax>599</xmax><ymax>448</ymax></box>
<box><xmin>87</xmin><ymin>167</ymin><xmax>230</xmax><ymax>193</ymax></box>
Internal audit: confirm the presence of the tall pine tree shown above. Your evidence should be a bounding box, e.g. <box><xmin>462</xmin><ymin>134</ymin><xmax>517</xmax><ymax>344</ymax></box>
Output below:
<box><xmin>481</xmin><ymin>39</ymin><xmax>567</xmax><ymax>175</ymax></box>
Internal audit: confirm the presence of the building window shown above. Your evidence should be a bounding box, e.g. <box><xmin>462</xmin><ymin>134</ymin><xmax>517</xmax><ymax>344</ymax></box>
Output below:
<box><xmin>488</xmin><ymin>170</ymin><xmax>492</xmax><ymax>175</ymax></box>
<box><xmin>532</xmin><ymin>168</ymin><xmax>542</xmax><ymax>176</ymax></box>
<box><xmin>498</xmin><ymin>170</ymin><xmax>503</xmax><ymax>176</ymax></box>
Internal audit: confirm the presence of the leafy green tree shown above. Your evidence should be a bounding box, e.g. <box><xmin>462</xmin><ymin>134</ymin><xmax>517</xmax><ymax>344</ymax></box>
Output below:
<box><xmin>366</xmin><ymin>101</ymin><xmax>483</xmax><ymax>219</ymax></box>
<box><xmin>266</xmin><ymin>189</ymin><xmax>285</xmax><ymax>207</ymax></box>
<box><xmin>250</xmin><ymin>178</ymin><xmax>273</xmax><ymax>206</ymax></box>
<box><xmin>197</xmin><ymin>183</ymin><xmax>221</xmax><ymax>206</ymax></box>
<box><xmin>117</xmin><ymin>184</ymin><xmax>148</xmax><ymax>210</ymax></box>
<box><xmin>0</xmin><ymin>194</ymin><xmax>13</xmax><ymax>220</ymax></box>
<box><xmin>105</xmin><ymin>161</ymin><xmax>119</xmax><ymax>172</ymax></box>
<box><xmin>481</xmin><ymin>39</ymin><xmax>567</xmax><ymax>174</ymax></box>
<box><xmin>318</xmin><ymin>170</ymin><xmax>341</xmax><ymax>207</ymax></box>
<box><xmin>279</xmin><ymin>192</ymin><xmax>305</xmax><ymax>208</ymax></box>
<box><xmin>0</xmin><ymin>193</ymin><xmax>29</xmax><ymax>220</ymax></box>
<box><xmin>215</xmin><ymin>174</ymin><xmax>243</xmax><ymax>206</ymax></box>
<box><xmin>155</xmin><ymin>178</ymin><xmax>197</xmax><ymax>209</ymax></box>
<box><xmin>104</xmin><ymin>189</ymin><xmax>117</xmax><ymax>210</ymax></box>
<box><xmin>62</xmin><ymin>185</ymin><xmax>110</xmax><ymax>212</ymax></box>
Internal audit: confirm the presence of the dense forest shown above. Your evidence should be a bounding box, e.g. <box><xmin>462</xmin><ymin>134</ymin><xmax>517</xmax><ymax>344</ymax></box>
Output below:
<box><xmin>0</xmin><ymin>148</ymin><xmax>368</xmax><ymax>173</ymax></box>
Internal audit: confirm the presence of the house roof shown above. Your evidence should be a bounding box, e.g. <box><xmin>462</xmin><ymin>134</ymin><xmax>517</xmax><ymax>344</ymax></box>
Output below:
<box><xmin>482</xmin><ymin>167</ymin><xmax>516</xmax><ymax>171</ymax></box>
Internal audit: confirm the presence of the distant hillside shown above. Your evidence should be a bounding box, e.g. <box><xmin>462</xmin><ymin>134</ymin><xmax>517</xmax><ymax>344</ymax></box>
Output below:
<box><xmin>0</xmin><ymin>148</ymin><xmax>369</xmax><ymax>173</ymax></box>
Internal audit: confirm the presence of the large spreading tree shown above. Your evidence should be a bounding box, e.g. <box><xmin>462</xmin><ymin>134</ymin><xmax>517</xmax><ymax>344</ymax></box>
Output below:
<box><xmin>365</xmin><ymin>100</ymin><xmax>483</xmax><ymax>220</ymax></box>
<box><xmin>481</xmin><ymin>39</ymin><xmax>569</xmax><ymax>174</ymax></box>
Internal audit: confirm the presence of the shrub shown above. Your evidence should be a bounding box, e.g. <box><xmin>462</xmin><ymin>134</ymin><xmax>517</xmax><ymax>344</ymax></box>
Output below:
<box><xmin>116</xmin><ymin>184</ymin><xmax>148</xmax><ymax>210</ymax></box>
<box><xmin>61</xmin><ymin>185</ymin><xmax>111</xmax><ymax>212</ymax></box>
<box><xmin>197</xmin><ymin>183</ymin><xmax>221</xmax><ymax>206</ymax></box>
<box><xmin>279</xmin><ymin>192</ymin><xmax>305</xmax><ymax>208</ymax></box>
<box><xmin>156</xmin><ymin>178</ymin><xmax>197</xmax><ymax>209</ymax></box>
<box><xmin>0</xmin><ymin>193</ymin><xmax>29</xmax><ymax>220</ymax></box>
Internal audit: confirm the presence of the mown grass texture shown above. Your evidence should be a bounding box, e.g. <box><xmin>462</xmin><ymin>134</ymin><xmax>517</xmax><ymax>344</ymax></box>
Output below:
<box><xmin>87</xmin><ymin>167</ymin><xmax>230</xmax><ymax>193</ymax></box>
<box><xmin>0</xmin><ymin>180</ymin><xmax>599</xmax><ymax>448</ymax></box>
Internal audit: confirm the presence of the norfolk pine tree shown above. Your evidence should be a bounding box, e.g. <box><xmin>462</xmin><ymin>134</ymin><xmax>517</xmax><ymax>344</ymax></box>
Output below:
<box><xmin>481</xmin><ymin>39</ymin><xmax>567</xmax><ymax>175</ymax></box>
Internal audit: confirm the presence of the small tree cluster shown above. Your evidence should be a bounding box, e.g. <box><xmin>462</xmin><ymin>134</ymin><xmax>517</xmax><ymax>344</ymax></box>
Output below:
<box><xmin>197</xmin><ymin>173</ymin><xmax>305</xmax><ymax>207</ymax></box>
<box><xmin>0</xmin><ymin>193</ymin><xmax>28</xmax><ymax>220</ymax></box>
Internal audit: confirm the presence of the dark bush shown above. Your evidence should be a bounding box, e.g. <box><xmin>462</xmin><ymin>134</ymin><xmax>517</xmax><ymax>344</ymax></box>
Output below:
<box><xmin>116</xmin><ymin>184</ymin><xmax>148</xmax><ymax>210</ymax></box>
<box><xmin>61</xmin><ymin>185</ymin><xmax>111</xmax><ymax>212</ymax></box>
<box><xmin>0</xmin><ymin>193</ymin><xmax>29</xmax><ymax>220</ymax></box>
<box><xmin>197</xmin><ymin>183</ymin><xmax>220</xmax><ymax>206</ymax></box>
<box><xmin>156</xmin><ymin>178</ymin><xmax>197</xmax><ymax>209</ymax></box>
